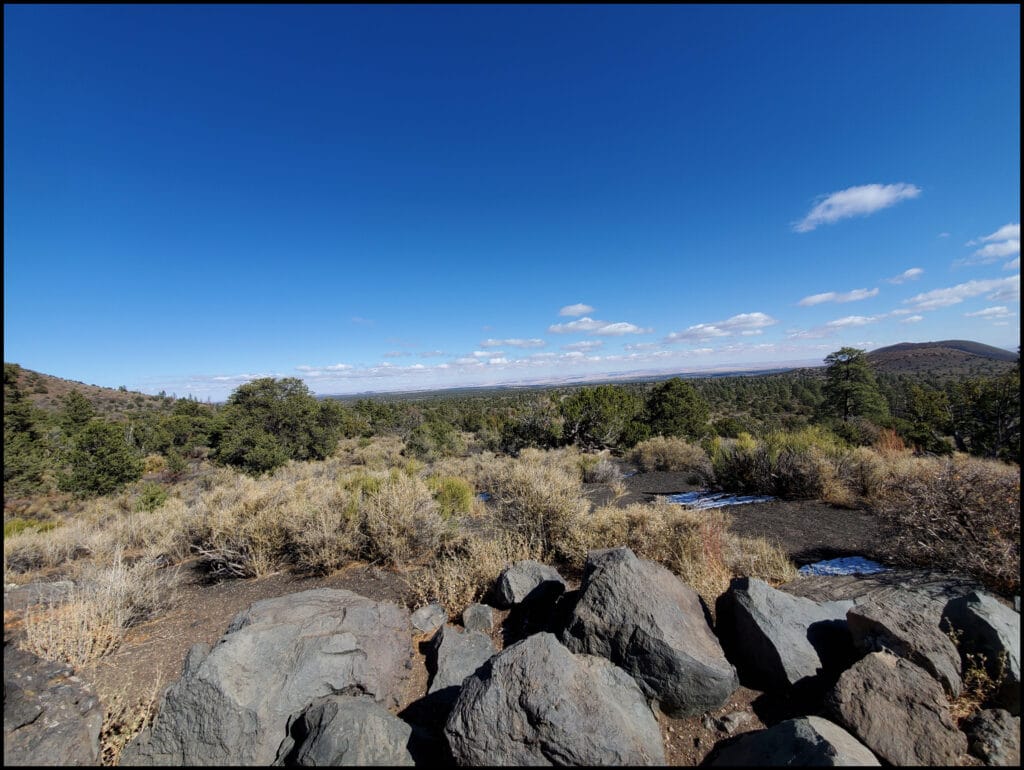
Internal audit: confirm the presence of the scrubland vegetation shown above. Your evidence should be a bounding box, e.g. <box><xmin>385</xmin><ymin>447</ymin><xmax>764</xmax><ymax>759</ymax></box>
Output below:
<box><xmin>3</xmin><ymin>348</ymin><xmax>1019</xmax><ymax>669</ymax></box>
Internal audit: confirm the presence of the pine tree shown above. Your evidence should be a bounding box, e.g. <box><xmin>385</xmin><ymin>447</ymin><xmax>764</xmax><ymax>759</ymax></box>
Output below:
<box><xmin>823</xmin><ymin>347</ymin><xmax>889</xmax><ymax>422</ymax></box>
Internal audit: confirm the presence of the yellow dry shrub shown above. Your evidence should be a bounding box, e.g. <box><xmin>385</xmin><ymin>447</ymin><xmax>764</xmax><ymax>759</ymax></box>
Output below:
<box><xmin>357</xmin><ymin>472</ymin><xmax>446</xmax><ymax>567</ymax></box>
<box><xmin>21</xmin><ymin>549</ymin><xmax>176</xmax><ymax>667</ymax></box>
<box><xmin>484</xmin><ymin>450</ymin><xmax>589</xmax><ymax>564</ymax></box>
<box><xmin>411</xmin><ymin>529</ymin><xmax>539</xmax><ymax>615</ymax></box>
<box><xmin>631</xmin><ymin>436</ymin><xmax>714</xmax><ymax>482</ymax></box>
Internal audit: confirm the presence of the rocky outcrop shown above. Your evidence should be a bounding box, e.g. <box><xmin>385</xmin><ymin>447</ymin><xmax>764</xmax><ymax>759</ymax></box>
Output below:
<box><xmin>846</xmin><ymin>592</ymin><xmax>963</xmax><ymax>696</ymax></box>
<box><xmin>444</xmin><ymin>632</ymin><xmax>665</xmax><ymax>765</ymax></box>
<box><xmin>708</xmin><ymin>716</ymin><xmax>879</xmax><ymax>766</ymax></box>
<box><xmin>493</xmin><ymin>560</ymin><xmax>565</xmax><ymax>608</ymax></box>
<box><xmin>562</xmin><ymin>547</ymin><xmax>737</xmax><ymax>716</ymax></box>
<box><xmin>716</xmin><ymin>577</ymin><xmax>854</xmax><ymax>692</ymax></box>
<box><xmin>4</xmin><ymin>643</ymin><xmax>104</xmax><ymax>766</ymax></box>
<box><xmin>963</xmin><ymin>709</ymin><xmax>1021</xmax><ymax>766</ymax></box>
<box><xmin>273</xmin><ymin>694</ymin><xmax>414</xmax><ymax>766</ymax></box>
<box><xmin>427</xmin><ymin>624</ymin><xmax>496</xmax><ymax>700</ymax></box>
<box><xmin>944</xmin><ymin>592</ymin><xmax>1021</xmax><ymax>715</ymax></box>
<box><xmin>461</xmin><ymin>603</ymin><xmax>494</xmax><ymax>634</ymax></box>
<box><xmin>121</xmin><ymin>588</ymin><xmax>412</xmax><ymax>765</ymax></box>
<box><xmin>826</xmin><ymin>651</ymin><xmax>967</xmax><ymax>765</ymax></box>
<box><xmin>411</xmin><ymin>603</ymin><xmax>447</xmax><ymax>635</ymax></box>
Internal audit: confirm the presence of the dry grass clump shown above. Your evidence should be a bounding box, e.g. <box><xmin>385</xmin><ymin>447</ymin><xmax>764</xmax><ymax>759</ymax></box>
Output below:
<box><xmin>580</xmin><ymin>454</ymin><xmax>624</xmax><ymax>484</ymax></box>
<box><xmin>585</xmin><ymin>501</ymin><xmax>796</xmax><ymax>606</ymax></box>
<box><xmin>483</xmin><ymin>451</ymin><xmax>590</xmax><ymax>564</ymax></box>
<box><xmin>631</xmin><ymin>436</ymin><xmax>714</xmax><ymax>483</ymax></box>
<box><xmin>20</xmin><ymin>549</ymin><xmax>177</xmax><ymax>667</ymax></box>
<box><xmin>97</xmin><ymin>673</ymin><xmax>164</xmax><ymax>766</ymax></box>
<box><xmin>871</xmin><ymin>453</ymin><xmax>1020</xmax><ymax>595</ymax></box>
<box><xmin>410</xmin><ymin>529</ymin><xmax>538</xmax><ymax>614</ymax></box>
<box><xmin>348</xmin><ymin>435</ymin><xmax>406</xmax><ymax>469</ymax></box>
<box><xmin>426</xmin><ymin>474</ymin><xmax>476</xmax><ymax>518</ymax></box>
<box><xmin>358</xmin><ymin>472</ymin><xmax>448</xmax><ymax>567</ymax></box>
<box><xmin>710</xmin><ymin>427</ymin><xmax>845</xmax><ymax>500</ymax></box>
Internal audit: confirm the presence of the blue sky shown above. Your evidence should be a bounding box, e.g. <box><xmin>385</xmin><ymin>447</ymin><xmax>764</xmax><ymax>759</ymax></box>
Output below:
<box><xmin>4</xmin><ymin>5</ymin><xmax>1019</xmax><ymax>399</ymax></box>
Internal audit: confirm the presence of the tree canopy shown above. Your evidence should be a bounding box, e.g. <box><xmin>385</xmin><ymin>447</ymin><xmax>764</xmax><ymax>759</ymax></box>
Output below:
<box><xmin>822</xmin><ymin>347</ymin><xmax>889</xmax><ymax>423</ymax></box>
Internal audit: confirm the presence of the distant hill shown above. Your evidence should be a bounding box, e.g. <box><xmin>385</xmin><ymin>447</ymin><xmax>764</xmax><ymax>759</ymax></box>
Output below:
<box><xmin>4</xmin><ymin>363</ymin><xmax>171</xmax><ymax>418</ymax></box>
<box><xmin>867</xmin><ymin>340</ymin><xmax>1018</xmax><ymax>377</ymax></box>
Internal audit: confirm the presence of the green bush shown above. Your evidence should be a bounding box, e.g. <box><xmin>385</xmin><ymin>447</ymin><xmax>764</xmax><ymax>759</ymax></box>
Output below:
<box><xmin>4</xmin><ymin>517</ymin><xmax>59</xmax><ymax>538</ymax></box>
<box><xmin>134</xmin><ymin>483</ymin><xmax>169</xmax><ymax>513</ymax></box>
<box><xmin>427</xmin><ymin>475</ymin><xmax>475</xmax><ymax>518</ymax></box>
<box><xmin>59</xmin><ymin>421</ymin><xmax>143</xmax><ymax>497</ymax></box>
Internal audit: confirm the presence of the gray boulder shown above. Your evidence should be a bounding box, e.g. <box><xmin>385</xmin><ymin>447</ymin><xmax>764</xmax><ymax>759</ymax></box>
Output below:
<box><xmin>944</xmin><ymin>592</ymin><xmax>1021</xmax><ymax>715</ymax></box>
<box><xmin>428</xmin><ymin>624</ymin><xmax>496</xmax><ymax>698</ymax></box>
<box><xmin>462</xmin><ymin>603</ymin><xmax>494</xmax><ymax>634</ymax></box>
<box><xmin>274</xmin><ymin>695</ymin><xmax>413</xmax><ymax>766</ymax></box>
<box><xmin>3</xmin><ymin>580</ymin><xmax>75</xmax><ymax>613</ymax></box>
<box><xmin>963</xmin><ymin>709</ymin><xmax>1021</xmax><ymax>766</ymax></box>
<box><xmin>847</xmin><ymin>592</ymin><xmax>963</xmax><ymax>696</ymax></box>
<box><xmin>826</xmin><ymin>651</ymin><xmax>967</xmax><ymax>765</ymax></box>
<box><xmin>444</xmin><ymin>632</ymin><xmax>665</xmax><ymax>765</ymax></box>
<box><xmin>122</xmin><ymin>588</ymin><xmax>412</xmax><ymax>765</ymax></box>
<box><xmin>494</xmin><ymin>560</ymin><xmax>565</xmax><ymax>608</ymax></box>
<box><xmin>411</xmin><ymin>602</ymin><xmax>447</xmax><ymax>635</ymax></box>
<box><xmin>562</xmin><ymin>547</ymin><xmax>737</xmax><ymax>716</ymax></box>
<box><xmin>716</xmin><ymin>577</ymin><xmax>854</xmax><ymax>691</ymax></box>
<box><xmin>4</xmin><ymin>643</ymin><xmax>104</xmax><ymax>766</ymax></box>
<box><xmin>709</xmin><ymin>716</ymin><xmax>879</xmax><ymax>766</ymax></box>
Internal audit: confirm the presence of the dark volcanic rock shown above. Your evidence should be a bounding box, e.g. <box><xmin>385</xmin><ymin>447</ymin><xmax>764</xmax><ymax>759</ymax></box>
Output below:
<box><xmin>963</xmin><ymin>709</ymin><xmax>1021</xmax><ymax>766</ymax></box>
<box><xmin>428</xmin><ymin>624</ymin><xmax>496</xmax><ymax>700</ymax></box>
<box><xmin>4</xmin><ymin>642</ymin><xmax>104</xmax><ymax>766</ymax></box>
<box><xmin>562</xmin><ymin>547</ymin><xmax>737</xmax><ymax>717</ymax></box>
<box><xmin>708</xmin><ymin>716</ymin><xmax>879</xmax><ymax>766</ymax></box>
<box><xmin>826</xmin><ymin>651</ymin><xmax>967</xmax><ymax>765</ymax></box>
<box><xmin>461</xmin><ymin>603</ymin><xmax>494</xmax><ymax>635</ymax></box>
<box><xmin>847</xmin><ymin>592</ymin><xmax>963</xmax><ymax>696</ymax></box>
<box><xmin>121</xmin><ymin>588</ymin><xmax>412</xmax><ymax>765</ymax></box>
<box><xmin>444</xmin><ymin>632</ymin><xmax>665</xmax><ymax>765</ymax></box>
<box><xmin>411</xmin><ymin>602</ymin><xmax>447</xmax><ymax>635</ymax></box>
<box><xmin>493</xmin><ymin>560</ymin><xmax>565</xmax><ymax>609</ymax></box>
<box><xmin>274</xmin><ymin>694</ymin><xmax>414</xmax><ymax>766</ymax></box>
<box><xmin>716</xmin><ymin>577</ymin><xmax>854</xmax><ymax>692</ymax></box>
<box><xmin>944</xmin><ymin>592</ymin><xmax>1021</xmax><ymax>715</ymax></box>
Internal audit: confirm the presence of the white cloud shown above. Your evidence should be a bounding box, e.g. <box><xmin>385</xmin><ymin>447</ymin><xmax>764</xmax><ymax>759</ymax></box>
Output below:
<box><xmin>419</xmin><ymin>350</ymin><xmax>447</xmax><ymax>357</ymax></box>
<box><xmin>1005</xmin><ymin>257</ymin><xmax>1020</xmax><ymax>271</ymax></box>
<box><xmin>904</xmin><ymin>275</ymin><xmax>1020</xmax><ymax>310</ymax></box>
<box><xmin>938</xmin><ymin>232</ymin><xmax>950</xmax><ymax>238</ymax></box>
<box><xmin>826</xmin><ymin>315</ymin><xmax>880</xmax><ymax>328</ymax></box>
<box><xmin>886</xmin><ymin>268</ymin><xmax>924</xmax><ymax>284</ymax></box>
<box><xmin>901</xmin><ymin>315</ymin><xmax>924</xmax><ymax>323</ymax></box>
<box><xmin>471</xmin><ymin>350</ymin><xmax>493</xmax><ymax>358</ymax></box>
<box><xmin>481</xmin><ymin>338</ymin><xmax>545</xmax><ymax>348</ymax></box>
<box><xmin>981</xmin><ymin>223</ymin><xmax>1020</xmax><ymax>243</ymax></box>
<box><xmin>624</xmin><ymin>342</ymin><xmax>659</xmax><ymax>351</ymax></box>
<box><xmin>665</xmin><ymin>312</ymin><xmax>777</xmax><ymax>343</ymax></box>
<box><xmin>794</xmin><ymin>183</ymin><xmax>921</xmax><ymax>232</ymax></box>
<box><xmin>547</xmin><ymin>316</ymin><xmax>652</xmax><ymax>335</ymax></box>
<box><xmin>961</xmin><ymin>223</ymin><xmax>1020</xmax><ymax>266</ymax></box>
<box><xmin>488</xmin><ymin>357</ymin><xmax>509</xmax><ymax>365</ymax></box>
<box><xmin>453</xmin><ymin>357</ymin><xmax>484</xmax><ymax>366</ymax></box>
<box><xmin>383</xmin><ymin>351</ymin><xmax>413</xmax><ymax>358</ymax></box>
<box><xmin>964</xmin><ymin>306</ymin><xmax>1014</xmax><ymax>319</ymax></box>
<box><xmin>559</xmin><ymin>303</ymin><xmax>595</xmax><ymax>317</ymax></box>
<box><xmin>562</xmin><ymin>340</ymin><xmax>604</xmax><ymax>352</ymax></box>
<box><xmin>296</xmin><ymin>363</ymin><xmax>352</xmax><ymax>372</ymax></box>
<box><xmin>798</xmin><ymin>287</ymin><xmax>879</xmax><ymax>306</ymax></box>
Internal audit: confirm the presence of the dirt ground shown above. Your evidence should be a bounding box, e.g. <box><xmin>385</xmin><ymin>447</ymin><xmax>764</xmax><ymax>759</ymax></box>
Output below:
<box><xmin>5</xmin><ymin>470</ymin><xmax>889</xmax><ymax>766</ymax></box>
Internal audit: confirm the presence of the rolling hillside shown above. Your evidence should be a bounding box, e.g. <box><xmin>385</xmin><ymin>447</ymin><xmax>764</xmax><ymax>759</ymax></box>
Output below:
<box><xmin>4</xmin><ymin>363</ymin><xmax>171</xmax><ymax>418</ymax></box>
<box><xmin>867</xmin><ymin>340</ymin><xmax>1018</xmax><ymax>377</ymax></box>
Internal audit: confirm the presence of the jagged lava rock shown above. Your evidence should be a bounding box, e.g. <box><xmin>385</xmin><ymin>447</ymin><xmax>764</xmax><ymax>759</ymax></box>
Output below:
<box><xmin>4</xmin><ymin>643</ymin><xmax>104</xmax><ymax>766</ymax></box>
<box><xmin>444</xmin><ymin>632</ymin><xmax>665</xmax><ymax>765</ymax></box>
<box><xmin>428</xmin><ymin>623</ymin><xmax>496</xmax><ymax>698</ymax></box>
<box><xmin>121</xmin><ymin>588</ymin><xmax>412</xmax><ymax>766</ymax></box>
<box><xmin>461</xmin><ymin>602</ymin><xmax>494</xmax><ymax>634</ymax></box>
<box><xmin>561</xmin><ymin>547</ymin><xmax>737</xmax><ymax>717</ymax></box>
<box><xmin>709</xmin><ymin>716</ymin><xmax>879</xmax><ymax>766</ymax></box>
<box><xmin>963</xmin><ymin>709</ymin><xmax>1021</xmax><ymax>767</ymax></box>
<box><xmin>826</xmin><ymin>651</ymin><xmax>967</xmax><ymax>765</ymax></box>
<box><xmin>493</xmin><ymin>560</ymin><xmax>565</xmax><ymax>608</ymax></box>
<box><xmin>846</xmin><ymin>591</ymin><xmax>963</xmax><ymax>696</ymax></box>
<box><xmin>411</xmin><ymin>602</ymin><xmax>447</xmax><ymax>635</ymax></box>
<box><xmin>273</xmin><ymin>694</ymin><xmax>413</xmax><ymax>766</ymax></box>
<box><xmin>716</xmin><ymin>576</ymin><xmax>854</xmax><ymax>691</ymax></box>
<box><xmin>944</xmin><ymin>591</ymin><xmax>1021</xmax><ymax>715</ymax></box>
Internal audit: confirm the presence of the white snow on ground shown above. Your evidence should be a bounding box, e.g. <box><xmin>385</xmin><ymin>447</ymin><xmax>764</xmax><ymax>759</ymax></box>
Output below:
<box><xmin>666</xmin><ymin>491</ymin><xmax>778</xmax><ymax>509</ymax></box>
<box><xmin>798</xmin><ymin>556</ymin><xmax>889</xmax><ymax>576</ymax></box>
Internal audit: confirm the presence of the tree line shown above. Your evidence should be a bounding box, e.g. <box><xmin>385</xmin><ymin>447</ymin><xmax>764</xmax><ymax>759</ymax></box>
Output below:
<box><xmin>4</xmin><ymin>347</ymin><xmax>1018</xmax><ymax>500</ymax></box>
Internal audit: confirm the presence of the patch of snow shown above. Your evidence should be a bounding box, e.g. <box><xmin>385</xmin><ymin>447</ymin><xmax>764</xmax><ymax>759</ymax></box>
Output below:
<box><xmin>798</xmin><ymin>556</ymin><xmax>889</xmax><ymax>576</ymax></box>
<box><xmin>666</xmin><ymin>490</ymin><xmax>777</xmax><ymax>509</ymax></box>
<box><xmin>622</xmin><ymin>470</ymin><xmax>638</xmax><ymax>478</ymax></box>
